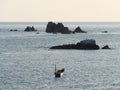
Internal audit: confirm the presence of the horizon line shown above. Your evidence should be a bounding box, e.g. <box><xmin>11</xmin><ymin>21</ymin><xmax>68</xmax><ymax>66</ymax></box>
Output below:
<box><xmin>0</xmin><ymin>21</ymin><xmax>120</xmax><ymax>23</ymax></box>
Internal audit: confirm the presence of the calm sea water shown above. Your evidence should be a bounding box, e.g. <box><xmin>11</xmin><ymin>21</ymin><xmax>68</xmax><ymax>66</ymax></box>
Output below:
<box><xmin>0</xmin><ymin>22</ymin><xmax>120</xmax><ymax>90</ymax></box>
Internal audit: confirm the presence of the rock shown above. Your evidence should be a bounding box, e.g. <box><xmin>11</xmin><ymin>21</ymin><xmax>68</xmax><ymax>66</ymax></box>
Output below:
<box><xmin>36</xmin><ymin>32</ymin><xmax>40</xmax><ymax>34</ymax></box>
<box><xmin>46</xmin><ymin>22</ymin><xmax>87</xmax><ymax>34</ymax></box>
<box><xmin>50</xmin><ymin>39</ymin><xmax>100</xmax><ymax>50</ymax></box>
<box><xmin>102</xmin><ymin>45</ymin><xmax>111</xmax><ymax>49</ymax></box>
<box><xmin>24</xmin><ymin>26</ymin><xmax>37</xmax><ymax>32</ymax></box>
<box><xmin>46</xmin><ymin>22</ymin><xmax>56</xmax><ymax>33</ymax></box>
<box><xmin>102</xmin><ymin>31</ymin><xmax>108</xmax><ymax>33</ymax></box>
<box><xmin>10</xmin><ymin>29</ymin><xmax>18</xmax><ymax>31</ymax></box>
<box><xmin>73</xmin><ymin>27</ymin><xmax>87</xmax><ymax>33</ymax></box>
<box><xmin>46</xmin><ymin>22</ymin><xmax>72</xmax><ymax>34</ymax></box>
<box><xmin>56</xmin><ymin>23</ymin><xmax>64</xmax><ymax>33</ymax></box>
<box><xmin>61</xmin><ymin>27</ymin><xmax>72</xmax><ymax>34</ymax></box>
<box><xmin>77</xmin><ymin>39</ymin><xmax>96</xmax><ymax>45</ymax></box>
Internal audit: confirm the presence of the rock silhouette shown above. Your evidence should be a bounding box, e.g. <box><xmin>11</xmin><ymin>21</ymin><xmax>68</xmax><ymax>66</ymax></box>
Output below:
<box><xmin>24</xmin><ymin>26</ymin><xmax>37</xmax><ymax>32</ymax></box>
<box><xmin>102</xmin><ymin>31</ymin><xmax>108</xmax><ymax>33</ymax></box>
<box><xmin>50</xmin><ymin>39</ymin><xmax>100</xmax><ymax>50</ymax></box>
<box><xmin>46</xmin><ymin>22</ymin><xmax>72</xmax><ymax>34</ymax></box>
<box><xmin>73</xmin><ymin>27</ymin><xmax>87</xmax><ymax>33</ymax></box>
<box><xmin>10</xmin><ymin>29</ymin><xmax>18</xmax><ymax>31</ymax></box>
<box><xmin>102</xmin><ymin>45</ymin><xmax>111</xmax><ymax>49</ymax></box>
<box><xmin>46</xmin><ymin>22</ymin><xmax>87</xmax><ymax>34</ymax></box>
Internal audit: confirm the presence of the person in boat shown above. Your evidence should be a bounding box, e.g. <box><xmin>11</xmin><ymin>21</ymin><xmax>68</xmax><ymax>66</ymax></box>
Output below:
<box><xmin>54</xmin><ymin>64</ymin><xmax>65</xmax><ymax>77</ymax></box>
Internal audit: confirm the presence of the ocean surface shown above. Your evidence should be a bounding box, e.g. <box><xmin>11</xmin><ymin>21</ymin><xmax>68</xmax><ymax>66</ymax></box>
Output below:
<box><xmin>0</xmin><ymin>22</ymin><xmax>120</xmax><ymax>90</ymax></box>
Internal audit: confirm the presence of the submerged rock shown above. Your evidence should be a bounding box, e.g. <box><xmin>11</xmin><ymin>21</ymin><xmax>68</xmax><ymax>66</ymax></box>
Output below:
<box><xmin>36</xmin><ymin>32</ymin><xmax>40</xmax><ymax>34</ymax></box>
<box><xmin>102</xmin><ymin>31</ymin><xmax>108</xmax><ymax>33</ymax></box>
<box><xmin>24</xmin><ymin>26</ymin><xmax>37</xmax><ymax>32</ymax></box>
<box><xmin>50</xmin><ymin>39</ymin><xmax>100</xmax><ymax>50</ymax></box>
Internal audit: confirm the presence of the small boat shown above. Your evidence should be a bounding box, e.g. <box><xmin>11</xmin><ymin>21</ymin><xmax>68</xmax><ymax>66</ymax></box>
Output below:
<box><xmin>54</xmin><ymin>65</ymin><xmax>65</xmax><ymax>78</ymax></box>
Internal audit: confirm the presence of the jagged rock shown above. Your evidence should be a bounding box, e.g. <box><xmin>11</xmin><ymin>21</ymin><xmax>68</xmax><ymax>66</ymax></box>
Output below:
<box><xmin>24</xmin><ymin>26</ymin><xmax>37</xmax><ymax>32</ymax></box>
<box><xmin>102</xmin><ymin>45</ymin><xmax>111</xmax><ymax>49</ymax></box>
<box><xmin>46</xmin><ymin>22</ymin><xmax>72</xmax><ymax>34</ymax></box>
<box><xmin>46</xmin><ymin>22</ymin><xmax>56</xmax><ymax>33</ymax></box>
<box><xmin>56</xmin><ymin>23</ymin><xmax>64</xmax><ymax>33</ymax></box>
<box><xmin>46</xmin><ymin>22</ymin><xmax>87</xmax><ymax>34</ymax></box>
<box><xmin>50</xmin><ymin>39</ymin><xmax>100</xmax><ymax>50</ymax></box>
<box><xmin>73</xmin><ymin>27</ymin><xmax>87</xmax><ymax>33</ymax></box>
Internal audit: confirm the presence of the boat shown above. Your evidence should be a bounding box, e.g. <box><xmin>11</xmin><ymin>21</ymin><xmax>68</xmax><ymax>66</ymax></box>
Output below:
<box><xmin>54</xmin><ymin>64</ymin><xmax>65</xmax><ymax>78</ymax></box>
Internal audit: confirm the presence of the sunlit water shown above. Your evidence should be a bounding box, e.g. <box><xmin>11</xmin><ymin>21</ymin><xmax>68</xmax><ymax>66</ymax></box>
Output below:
<box><xmin>0</xmin><ymin>22</ymin><xmax>120</xmax><ymax>90</ymax></box>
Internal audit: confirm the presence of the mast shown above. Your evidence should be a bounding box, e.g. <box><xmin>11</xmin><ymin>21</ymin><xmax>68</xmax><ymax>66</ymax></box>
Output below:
<box><xmin>55</xmin><ymin>64</ymin><xmax>56</xmax><ymax>71</ymax></box>
<box><xmin>54</xmin><ymin>64</ymin><xmax>57</xmax><ymax>73</ymax></box>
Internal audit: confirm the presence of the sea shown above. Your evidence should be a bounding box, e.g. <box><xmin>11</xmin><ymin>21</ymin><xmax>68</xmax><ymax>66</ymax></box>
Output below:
<box><xmin>0</xmin><ymin>22</ymin><xmax>120</xmax><ymax>90</ymax></box>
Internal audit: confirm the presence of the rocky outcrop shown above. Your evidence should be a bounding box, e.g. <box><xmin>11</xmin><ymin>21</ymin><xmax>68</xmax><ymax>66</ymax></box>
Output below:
<box><xmin>46</xmin><ymin>22</ymin><xmax>72</xmax><ymax>34</ymax></box>
<box><xmin>50</xmin><ymin>39</ymin><xmax>100</xmax><ymax>50</ymax></box>
<box><xmin>102</xmin><ymin>45</ymin><xmax>111</xmax><ymax>49</ymax></box>
<box><xmin>24</xmin><ymin>26</ymin><xmax>37</xmax><ymax>32</ymax></box>
<box><xmin>46</xmin><ymin>22</ymin><xmax>56</xmax><ymax>33</ymax></box>
<box><xmin>45</xmin><ymin>22</ymin><xmax>87</xmax><ymax>34</ymax></box>
<box><xmin>73</xmin><ymin>27</ymin><xmax>87</xmax><ymax>33</ymax></box>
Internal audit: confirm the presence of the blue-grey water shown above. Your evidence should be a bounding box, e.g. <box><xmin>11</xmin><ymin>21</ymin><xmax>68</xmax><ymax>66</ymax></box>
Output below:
<box><xmin>0</xmin><ymin>22</ymin><xmax>120</xmax><ymax>90</ymax></box>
